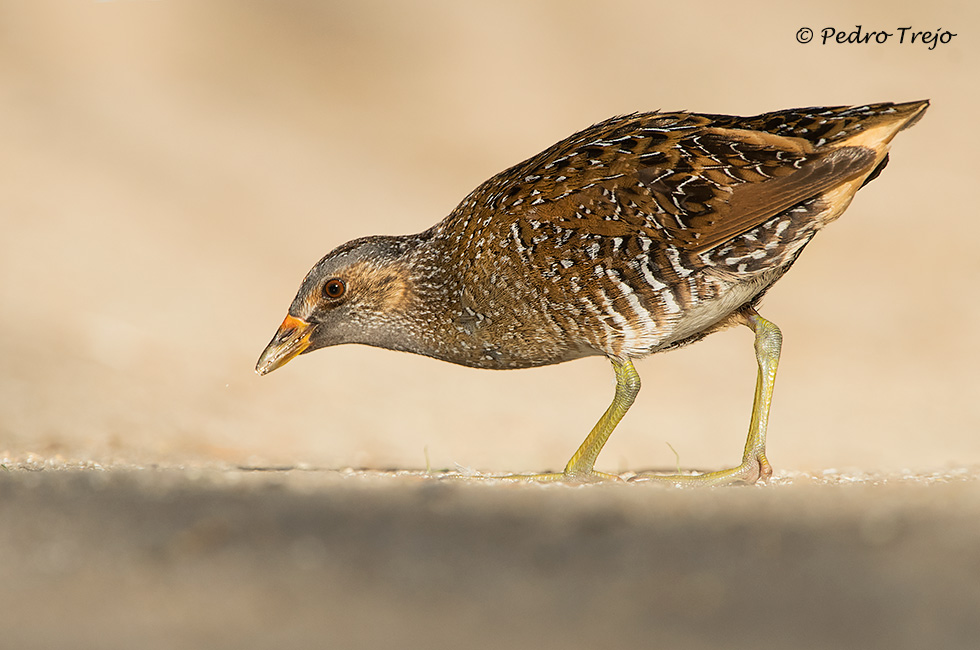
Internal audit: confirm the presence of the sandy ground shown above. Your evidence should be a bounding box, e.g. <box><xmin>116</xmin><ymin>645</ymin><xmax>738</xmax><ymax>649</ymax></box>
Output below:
<box><xmin>1</xmin><ymin>1</ymin><xmax>979</xmax><ymax>647</ymax></box>
<box><xmin>2</xmin><ymin>464</ymin><xmax>979</xmax><ymax>649</ymax></box>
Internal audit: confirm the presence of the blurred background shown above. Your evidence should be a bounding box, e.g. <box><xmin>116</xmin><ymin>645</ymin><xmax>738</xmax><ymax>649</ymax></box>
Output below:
<box><xmin>1</xmin><ymin>0</ymin><xmax>977</xmax><ymax>475</ymax></box>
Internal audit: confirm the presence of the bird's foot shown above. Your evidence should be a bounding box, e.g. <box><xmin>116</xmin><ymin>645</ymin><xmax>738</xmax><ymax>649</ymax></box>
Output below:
<box><xmin>495</xmin><ymin>469</ymin><xmax>623</xmax><ymax>484</ymax></box>
<box><xmin>630</xmin><ymin>453</ymin><xmax>772</xmax><ymax>487</ymax></box>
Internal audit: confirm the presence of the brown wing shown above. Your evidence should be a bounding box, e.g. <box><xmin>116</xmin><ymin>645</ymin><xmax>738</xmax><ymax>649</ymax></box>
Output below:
<box><xmin>451</xmin><ymin>105</ymin><xmax>921</xmax><ymax>255</ymax></box>
<box><xmin>663</xmin><ymin>143</ymin><xmax>876</xmax><ymax>253</ymax></box>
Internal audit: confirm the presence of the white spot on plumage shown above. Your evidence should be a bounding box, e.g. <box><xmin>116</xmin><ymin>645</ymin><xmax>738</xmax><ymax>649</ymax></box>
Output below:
<box><xmin>637</xmin><ymin>255</ymin><xmax>667</xmax><ymax>290</ymax></box>
<box><xmin>660</xmin><ymin>288</ymin><xmax>681</xmax><ymax>314</ymax></box>
<box><xmin>666</xmin><ymin>247</ymin><xmax>692</xmax><ymax>277</ymax></box>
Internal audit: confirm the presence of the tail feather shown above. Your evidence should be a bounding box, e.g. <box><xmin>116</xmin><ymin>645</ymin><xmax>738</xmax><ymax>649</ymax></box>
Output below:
<box><xmin>859</xmin><ymin>153</ymin><xmax>889</xmax><ymax>189</ymax></box>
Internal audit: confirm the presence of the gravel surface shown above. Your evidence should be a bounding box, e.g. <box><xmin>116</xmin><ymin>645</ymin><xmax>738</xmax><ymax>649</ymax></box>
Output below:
<box><xmin>2</xmin><ymin>463</ymin><xmax>979</xmax><ymax>650</ymax></box>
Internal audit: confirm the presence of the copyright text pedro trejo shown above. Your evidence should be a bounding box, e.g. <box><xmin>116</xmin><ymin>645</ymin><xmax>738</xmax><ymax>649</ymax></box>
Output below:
<box><xmin>796</xmin><ymin>25</ymin><xmax>957</xmax><ymax>50</ymax></box>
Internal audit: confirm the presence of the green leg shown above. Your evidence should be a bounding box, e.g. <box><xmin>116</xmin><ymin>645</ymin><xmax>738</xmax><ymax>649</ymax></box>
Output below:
<box><xmin>633</xmin><ymin>308</ymin><xmax>781</xmax><ymax>486</ymax></box>
<box><xmin>563</xmin><ymin>357</ymin><xmax>641</xmax><ymax>480</ymax></box>
<box><xmin>502</xmin><ymin>357</ymin><xmax>640</xmax><ymax>483</ymax></box>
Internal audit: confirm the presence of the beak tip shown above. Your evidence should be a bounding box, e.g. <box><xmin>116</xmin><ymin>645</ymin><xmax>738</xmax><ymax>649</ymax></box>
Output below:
<box><xmin>255</xmin><ymin>346</ymin><xmax>284</xmax><ymax>377</ymax></box>
<box><xmin>255</xmin><ymin>314</ymin><xmax>315</xmax><ymax>377</ymax></box>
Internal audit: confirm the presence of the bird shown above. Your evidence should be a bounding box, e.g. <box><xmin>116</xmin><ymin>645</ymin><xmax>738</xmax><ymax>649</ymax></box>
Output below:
<box><xmin>256</xmin><ymin>100</ymin><xmax>928</xmax><ymax>485</ymax></box>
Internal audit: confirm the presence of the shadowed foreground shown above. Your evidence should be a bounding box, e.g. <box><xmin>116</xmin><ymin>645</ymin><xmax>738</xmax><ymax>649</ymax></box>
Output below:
<box><xmin>1</xmin><ymin>466</ymin><xmax>977</xmax><ymax>650</ymax></box>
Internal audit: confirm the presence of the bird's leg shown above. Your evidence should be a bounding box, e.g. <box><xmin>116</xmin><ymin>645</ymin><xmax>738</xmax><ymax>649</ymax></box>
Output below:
<box><xmin>633</xmin><ymin>307</ymin><xmax>781</xmax><ymax>486</ymax></box>
<box><xmin>499</xmin><ymin>357</ymin><xmax>639</xmax><ymax>483</ymax></box>
<box><xmin>562</xmin><ymin>357</ymin><xmax>640</xmax><ymax>480</ymax></box>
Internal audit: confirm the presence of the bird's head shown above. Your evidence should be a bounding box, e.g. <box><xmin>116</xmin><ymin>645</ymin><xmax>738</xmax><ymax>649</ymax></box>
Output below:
<box><xmin>255</xmin><ymin>235</ymin><xmax>417</xmax><ymax>376</ymax></box>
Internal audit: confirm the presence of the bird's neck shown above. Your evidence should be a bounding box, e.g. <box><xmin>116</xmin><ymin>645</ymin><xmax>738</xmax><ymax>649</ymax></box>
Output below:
<box><xmin>382</xmin><ymin>231</ymin><xmax>469</xmax><ymax>357</ymax></box>
<box><xmin>336</xmin><ymin>229</ymin><xmax>455</xmax><ymax>359</ymax></box>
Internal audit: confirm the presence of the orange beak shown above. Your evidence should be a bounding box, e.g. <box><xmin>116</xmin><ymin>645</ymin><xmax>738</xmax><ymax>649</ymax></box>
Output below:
<box><xmin>255</xmin><ymin>314</ymin><xmax>316</xmax><ymax>376</ymax></box>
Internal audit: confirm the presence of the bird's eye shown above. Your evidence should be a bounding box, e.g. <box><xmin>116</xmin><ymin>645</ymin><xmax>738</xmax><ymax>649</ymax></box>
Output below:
<box><xmin>323</xmin><ymin>278</ymin><xmax>346</xmax><ymax>300</ymax></box>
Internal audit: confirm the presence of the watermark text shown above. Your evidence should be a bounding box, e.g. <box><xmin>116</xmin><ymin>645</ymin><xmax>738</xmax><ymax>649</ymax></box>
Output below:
<box><xmin>796</xmin><ymin>25</ymin><xmax>957</xmax><ymax>50</ymax></box>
